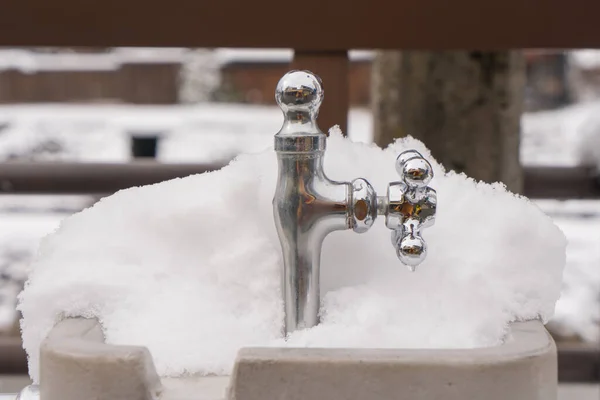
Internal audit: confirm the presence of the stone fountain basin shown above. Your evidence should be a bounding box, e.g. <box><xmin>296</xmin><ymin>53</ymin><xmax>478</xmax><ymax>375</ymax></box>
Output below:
<box><xmin>38</xmin><ymin>318</ymin><xmax>556</xmax><ymax>400</ymax></box>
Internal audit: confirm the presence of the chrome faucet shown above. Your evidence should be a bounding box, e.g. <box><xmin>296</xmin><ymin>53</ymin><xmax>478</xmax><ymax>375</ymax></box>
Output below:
<box><xmin>273</xmin><ymin>71</ymin><xmax>437</xmax><ymax>336</ymax></box>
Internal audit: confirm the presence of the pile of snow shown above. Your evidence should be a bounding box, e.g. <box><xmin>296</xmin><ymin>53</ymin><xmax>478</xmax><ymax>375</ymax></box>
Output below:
<box><xmin>18</xmin><ymin>131</ymin><xmax>566</xmax><ymax>382</ymax></box>
<box><xmin>0</xmin><ymin>102</ymin><xmax>595</xmax><ymax>348</ymax></box>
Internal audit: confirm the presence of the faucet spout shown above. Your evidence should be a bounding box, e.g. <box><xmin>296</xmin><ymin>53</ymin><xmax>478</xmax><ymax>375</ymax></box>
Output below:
<box><xmin>273</xmin><ymin>153</ymin><xmax>350</xmax><ymax>334</ymax></box>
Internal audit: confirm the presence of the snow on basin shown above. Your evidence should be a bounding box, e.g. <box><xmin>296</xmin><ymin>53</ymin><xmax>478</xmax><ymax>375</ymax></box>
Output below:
<box><xmin>18</xmin><ymin>132</ymin><xmax>566</xmax><ymax>383</ymax></box>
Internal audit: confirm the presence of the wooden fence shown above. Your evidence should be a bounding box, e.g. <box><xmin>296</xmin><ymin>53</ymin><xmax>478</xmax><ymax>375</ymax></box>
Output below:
<box><xmin>0</xmin><ymin>62</ymin><xmax>179</xmax><ymax>104</ymax></box>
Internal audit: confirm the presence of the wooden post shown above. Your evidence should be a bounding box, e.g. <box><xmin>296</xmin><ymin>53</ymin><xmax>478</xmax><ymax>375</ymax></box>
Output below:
<box><xmin>372</xmin><ymin>52</ymin><xmax>403</xmax><ymax>142</ymax></box>
<box><xmin>292</xmin><ymin>51</ymin><xmax>349</xmax><ymax>135</ymax></box>
<box><xmin>373</xmin><ymin>51</ymin><xmax>525</xmax><ymax>194</ymax></box>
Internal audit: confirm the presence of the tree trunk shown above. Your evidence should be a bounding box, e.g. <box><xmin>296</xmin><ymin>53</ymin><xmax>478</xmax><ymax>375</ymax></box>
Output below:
<box><xmin>372</xmin><ymin>51</ymin><xmax>525</xmax><ymax>194</ymax></box>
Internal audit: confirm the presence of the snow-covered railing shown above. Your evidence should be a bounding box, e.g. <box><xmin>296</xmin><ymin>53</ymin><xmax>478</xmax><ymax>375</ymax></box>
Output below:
<box><xmin>0</xmin><ymin>49</ymin><xmax>188</xmax><ymax>72</ymax></box>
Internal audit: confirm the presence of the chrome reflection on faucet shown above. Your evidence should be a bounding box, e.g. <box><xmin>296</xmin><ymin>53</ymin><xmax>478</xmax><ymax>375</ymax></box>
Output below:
<box><xmin>273</xmin><ymin>71</ymin><xmax>437</xmax><ymax>336</ymax></box>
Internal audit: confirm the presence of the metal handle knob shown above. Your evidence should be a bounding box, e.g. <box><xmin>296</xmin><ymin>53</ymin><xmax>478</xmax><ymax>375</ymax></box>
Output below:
<box><xmin>275</xmin><ymin>70</ymin><xmax>323</xmax><ymax>123</ymax></box>
<box><xmin>386</xmin><ymin>150</ymin><xmax>437</xmax><ymax>270</ymax></box>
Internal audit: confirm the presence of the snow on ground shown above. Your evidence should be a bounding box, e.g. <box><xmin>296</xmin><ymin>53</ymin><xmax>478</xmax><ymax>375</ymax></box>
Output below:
<box><xmin>0</xmin><ymin>102</ymin><xmax>598</xmax><ymax>349</ymax></box>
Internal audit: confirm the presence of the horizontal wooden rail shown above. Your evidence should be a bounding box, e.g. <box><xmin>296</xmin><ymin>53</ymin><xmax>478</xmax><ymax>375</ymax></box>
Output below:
<box><xmin>0</xmin><ymin>162</ymin><xmax>227</xmax><ymax>195</ymax></box>
<box><xmin>557</xmin><ymin>342</ymin><xmax>600</xmax><ymax>383</ymax></box>
<box><xmin>2</xmin><ymin>0</ymin><xmax>600</xmax><ymax>49</ymax></box>
<box><xmin>523</xmin><ymin>166</ymin><xmax>600</xmax><ymax>199</ymax></box>
<box><xmin>0</xmin><ymin>162</ymin><xmax>597</xmax><ymax>198</ymax></box>
<box><xmin>0</xmin><ymin>337</ymin><xmax>27</xmax><ymax>375</ymax></box>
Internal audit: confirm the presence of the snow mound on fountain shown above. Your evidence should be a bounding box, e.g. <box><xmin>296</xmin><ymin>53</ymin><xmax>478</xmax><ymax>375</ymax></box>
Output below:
<box><xmin>18</xmin><ymin>129</ymin><xmax>566</xmax><ymax>383</ymax></box>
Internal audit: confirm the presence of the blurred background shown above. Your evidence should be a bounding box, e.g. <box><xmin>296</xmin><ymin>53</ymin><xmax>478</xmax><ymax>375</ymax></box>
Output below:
<box><xmin>0</xmin><ymin>47</ymin><xmax>597</xmax><ymax>389</ymax></box>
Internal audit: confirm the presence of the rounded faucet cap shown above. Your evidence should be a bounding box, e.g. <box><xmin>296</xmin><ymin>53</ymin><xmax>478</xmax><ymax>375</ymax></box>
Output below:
<box><xmin>275</xmin><ymin>70</ymin><xmax>323</xmax><ymax>117</ymax></box>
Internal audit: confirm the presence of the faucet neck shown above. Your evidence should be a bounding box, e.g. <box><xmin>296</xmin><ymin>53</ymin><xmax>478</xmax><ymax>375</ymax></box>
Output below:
<box><xmin>274</xmin><ymin>112</ymin><xmax>326</xmax><ymax>154</ymax></box>
<box><xmin>278</xmin><ymin>110</ymin><xmax>321</xmax><ymax>134</ymax></box>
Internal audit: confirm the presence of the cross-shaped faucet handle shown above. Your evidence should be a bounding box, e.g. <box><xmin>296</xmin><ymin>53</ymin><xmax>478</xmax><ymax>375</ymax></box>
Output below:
<box><xmin>385</xmin><ymin>151</ymin><xmax>437</xmax><ymax>269</ymax></box>
<box><xmin>350</xmin><ymin>150</ymin><xmax>437</xmax><ymax>270</ymax></box>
